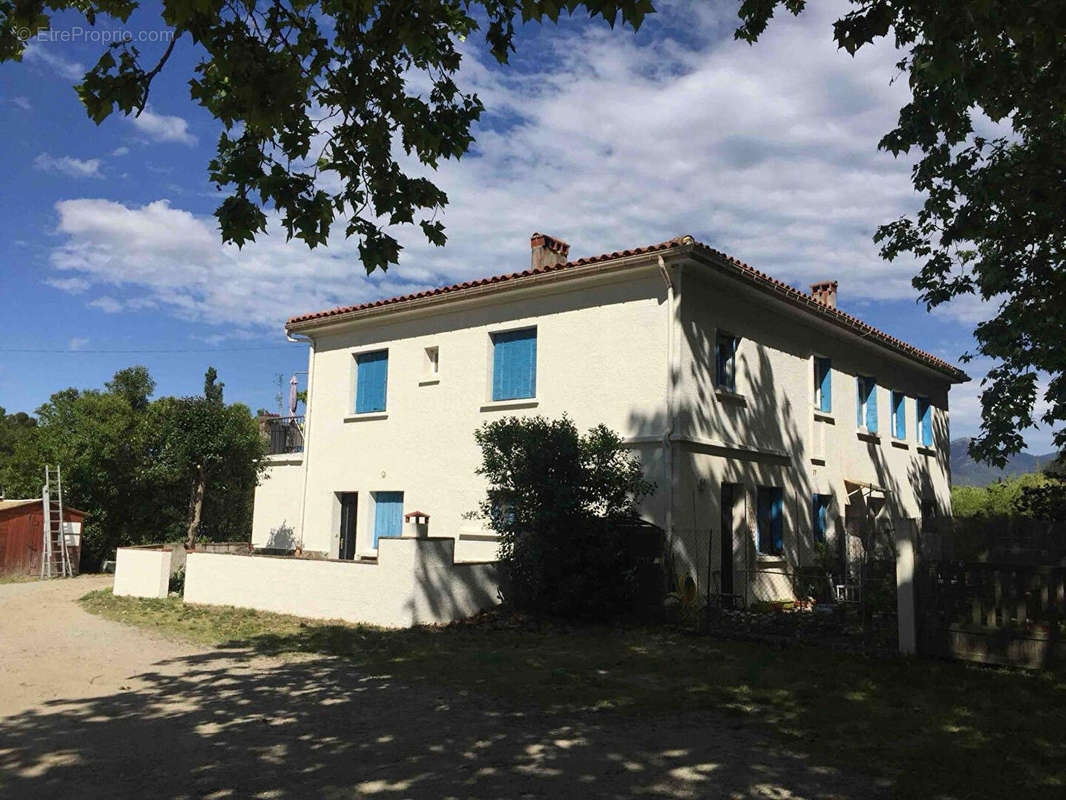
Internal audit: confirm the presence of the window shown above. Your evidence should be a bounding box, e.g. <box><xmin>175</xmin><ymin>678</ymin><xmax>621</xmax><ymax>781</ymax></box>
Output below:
<box><xmin>756</xmin><ymin>486</ymin><xmax>784</xmax><ymax>556</ymax></box>
<box><xmin>812</xmin><ymin>494</ymin><xmax>831</xmax><ymax>543</ymax></box>
<box><xmin>921</xmin><ymin>497</ymin><xmax>937</xmax><ymax>533</ymax></box>
<box><xmin>355</xmin><ymin>350</ymin><xmax>388</xmax><ymax>413</ymax></box>
<box><xmin>916</xmin><ymin>396</ymin><xmax>933</xmax><ymax>446</ymax></box>
<box><xmin>716</xmin><ymin>332</ymin><xmax>739</xmax><ymax>392</ymax></box>
<box><xmin>814</xmin><ymin>357</ymin><xmax>832</xmax><ymax>412</ymax></box>
<box><xmin>891</xmin><ymin>391</ymin><xmax>906</xmax><ymax>440</ymax></box>
<box><xmin>424</xmin><ymin>346</ymin><xmax>439</xmax><ymax>376</ymax></box>
<box><xmin>856</xmin><ymin>376</ymin><xmax>878</xmax><ymax>433</ymax></box>
<box><xmin>491</xmin><ymin>328</ymin><xmax>537</xmax><ymax>401</ymax></box>
<box><xmin>371</xmin><ymin>491</ymin><xmax>404</xmax><ymax>547</ymax></box>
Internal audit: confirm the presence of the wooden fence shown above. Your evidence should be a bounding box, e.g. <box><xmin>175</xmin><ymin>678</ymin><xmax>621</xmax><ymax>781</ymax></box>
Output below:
<box><xmin>917</xmin><ymin>561</ymin><xmax>1066</xmax><ymax>669</ymax></box>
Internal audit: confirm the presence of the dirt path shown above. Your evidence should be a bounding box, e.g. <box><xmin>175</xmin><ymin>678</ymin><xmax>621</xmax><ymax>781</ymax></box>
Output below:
<box><xmin>0</xmin><ymin>578</ymin><xmax>885</xmax><ymax>799</ymax></box>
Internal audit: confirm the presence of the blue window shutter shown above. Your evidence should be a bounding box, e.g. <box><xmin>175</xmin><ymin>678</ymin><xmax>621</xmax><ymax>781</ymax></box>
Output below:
<box><xmin>771</xmin><ymin>488</ymin><xmax>784</xmax><ymax>554</ymax></box>
<box><xmin>817</xmin><ymin>358</ymin><xmax>832</xmax><ymax>412</ymax></box>
<box><xmin>373</xmin><ymin>491</ymin><xmax>404</xmax><ymax>547</ymax></box>
<box><xmin>893</xmin><ymin>391</ymin><xmax>906</xmax><ymax>439</ymax></box>
<box><xmin>716</xmin><ymin>333</ymin><xmax>737</xmax><ymax>392</ymax></box>
<box><xmin>757</xmin><ymin>488</ymin><xmax>770</xmax><ymax>553</ymax></box>
<box><xmin>856</xmin><ymin>377</ymin><xmax>864</xmax><ymax>428</ymax></box>
<box><xmin>866</xmin><ymin>379</ymin><xmax>878</xmax><ymax>433</ymax></box>
<box><xmin>492</xmin><ymin>329</ymin><xmax>536</xmax><ymax>401</ymax></box>
<box><xmin>921</xmin><ymin>398</ymin><xmax>932</xmax><ymax>446</ymax></box>
<box><xmin>356</xmin><ymin>350</ymin><xmax>388</xmax><ymax>413</ymax></box>
<box><xmin>813</xmin><ymin>494</ymin><xmax>829</xmax><ymax>543</ymax></box>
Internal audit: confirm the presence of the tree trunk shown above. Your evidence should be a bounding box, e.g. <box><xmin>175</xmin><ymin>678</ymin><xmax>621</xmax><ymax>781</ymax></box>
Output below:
<box><xmin>186</xmin><ymin>463</ymin><xmax>205</xmax><ymax>549</ymax></box>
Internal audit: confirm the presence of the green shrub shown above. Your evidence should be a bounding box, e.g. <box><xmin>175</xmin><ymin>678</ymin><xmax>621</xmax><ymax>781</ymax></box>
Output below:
<box><xmin>473</xmin><ymin>415</ymin><xmax>655</xmax><ymax>618</ymax></box>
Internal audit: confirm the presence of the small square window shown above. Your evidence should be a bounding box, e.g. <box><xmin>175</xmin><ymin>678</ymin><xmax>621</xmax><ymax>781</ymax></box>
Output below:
<box><xmin>424</xmin><ymin>346</ymin><xmax>439</xmax><ymax>375</ymax></box>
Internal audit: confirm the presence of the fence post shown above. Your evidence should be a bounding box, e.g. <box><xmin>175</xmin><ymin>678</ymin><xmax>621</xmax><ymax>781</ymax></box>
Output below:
<box><xmin>896</xmin><ymin>518</ymin><xmax>918</xmax><ymax>655</ymax></box>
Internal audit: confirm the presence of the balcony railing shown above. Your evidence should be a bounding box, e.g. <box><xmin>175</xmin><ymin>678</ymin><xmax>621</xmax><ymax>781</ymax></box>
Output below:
<box><xmin>262</xmin><ymin>415</ymin><xmax>304</xmax><ymax>455</ymax></box>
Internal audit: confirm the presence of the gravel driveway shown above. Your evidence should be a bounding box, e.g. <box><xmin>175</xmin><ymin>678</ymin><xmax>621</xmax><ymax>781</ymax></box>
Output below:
<box><xmin>0</xmin><ymin>577</ymin><xmax>884</xmax><ymax>799</ymax></box>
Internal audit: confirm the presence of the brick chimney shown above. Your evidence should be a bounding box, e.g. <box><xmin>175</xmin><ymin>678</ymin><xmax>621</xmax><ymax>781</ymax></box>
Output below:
<box><xmin>530</xmin><ymin>232</ymin><xmax>570</xmax><ymax>269</ymax></box>
<box><xmin>810</xmin><ymin>280</ymin><xmax>838</xmax><ymax>308</ymax></box>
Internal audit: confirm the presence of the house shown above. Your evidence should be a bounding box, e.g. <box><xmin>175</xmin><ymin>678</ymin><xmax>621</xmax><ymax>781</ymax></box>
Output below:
<box><xmin>0</xmin><ymin>499</ymin><xmax>85</xmax><ymax>577</ymax></box>
<box><xmin>250</xmin><ymin>233</ymin><xmax>968</xmax><ymax>607</ymax></box>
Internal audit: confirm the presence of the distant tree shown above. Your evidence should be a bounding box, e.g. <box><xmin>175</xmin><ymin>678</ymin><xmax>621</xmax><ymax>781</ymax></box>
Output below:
<box><xmin>0</xmin><ymin>0</ymin><xmax>652</xmax><ymax>273</ymax></box>
<box><xmin>951</xmin><ymin>473</ymin><xmax>1055</xmax><ymax>519</ymax></box>
<box><xmin>1</xmin><ymin>367</ymin><xmax>266</xmax><ymax>566</ymax></box>
<box><xmin>473</xmin><ymin>415</ymin><xmax>654</xmax><ymax>617</ymax></box>
<box><xmin>737</xmin><ymin>1</ymin><xmax>1066</xmax><ymax>465</ymax></box>
<box><xmin>156</xmin><ymin>367</ymin><xmax>265</xmax><ymax>548</ymax></box>
<box><xmin>0</xmin><ymin>407</ymin><xmax>37</xmax><ymax>495</ymax></box>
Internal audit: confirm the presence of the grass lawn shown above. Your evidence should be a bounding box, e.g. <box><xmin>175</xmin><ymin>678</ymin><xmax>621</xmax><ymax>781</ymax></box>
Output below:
<box><xmin>81</xmin><ymin>589</ymin><xmax>1065</xmax><ymax>799</ymax></box>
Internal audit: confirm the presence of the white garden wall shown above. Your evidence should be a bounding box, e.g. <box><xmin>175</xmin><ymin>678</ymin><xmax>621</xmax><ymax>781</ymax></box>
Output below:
<box><xmin>183</xmin><ymin>536</ymin><xmax>499</xmax><ymax>628</ymax></box>
<box><xmin>113</xmin><ymin>544</ymin><xmax>185</xmax><ymax>599</ymax></box>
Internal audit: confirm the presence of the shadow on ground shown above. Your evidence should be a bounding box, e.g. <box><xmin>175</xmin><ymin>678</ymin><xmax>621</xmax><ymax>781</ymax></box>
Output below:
<box><xmin>0</xmin><ymin>647</ymin><xmax>880</xmax><ymax>799</ymax></box>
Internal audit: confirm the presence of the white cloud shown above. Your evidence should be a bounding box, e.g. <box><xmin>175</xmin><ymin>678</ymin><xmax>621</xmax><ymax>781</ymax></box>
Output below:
<box><xmin>88</xmin><ymin>296</ymin><xmax>123</xmax><ymax>313</ymax></box>
<box><xmin>68</xmin><ymin>337</ymin><xmax>90</xmax><ymax>351</ymax></box>
<box><xmin>125</xmin><ymin>107</ymin><xmax>197</xmax><ymax>146</ymax></box>
<box><xmin>45</xmin><ymin>2</ymin><xmax>959</xmax><ymax>329</ymax></box>
<box><xmin>112</xmin><ymin>146</ymin><xmax>130</xmax><ymax>157</ymax></box>
<box><xmin>34</xmin><ymin>153</ymin><xmax>103</xmax><ymax>179</ymax></box>
<box><xmin>8</xmin><ymin>96</ymin><xmax>31</xmax><ymax>110</ymax></box>
<box><xmin>22</xmin><ymin>44</ymin><xmax>84</xmax><ymax>81</ymax></box>
<box><xmin>46</xmin><ymin>276</ymin><xmax>91</xmax><ymax>294</ymax></box>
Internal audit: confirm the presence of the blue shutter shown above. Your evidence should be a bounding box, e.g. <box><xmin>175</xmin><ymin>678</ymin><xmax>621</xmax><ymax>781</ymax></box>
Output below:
<box><xmin>373</xmin><ymin>491</ymin><xmax>404</xmax><ymax>547</ymax></box>
<box><xmin>920</xmin><ymin>397</ymin><xmax>933</xmax><ymax>446</ymax></box>
<box><xmin>771</xmin><ymin>488</ymin><xmax>783</xmax><ymax>554</ymax></box>
<box><xmin>813</xmin><ymin>494</ymin><xmax>829</xmax><ymax>543</ymax></box>
<box><xmin>757</xmin><ymin>488</ymin><xmax>771</xmax><ymax>553</ymax></box>
<box><xmin>716</xmin><ymin>333</ymin><xmax>737</xmax><ymax>392</ymax></box>
<box><xmin>492</xmin><ymin>329</ymin><xmax>536</xmax><ymax>401</ymax></box>
<box><xmin>356</xmin><ymin>350</ymin><xmax>388</xmax><ymax>413</ymax></box>
<box><xmin>817</xmin><ymin>358</ymin><xmax>832</xmax><ymax>412</ymax></box>
<box><xmin>866</xmin><ymin>378</ymin><xmax>878</xmax><ymax>433</ymax></box>
<box><xmin>893</xmin><ymin>391</ymin><xmax>906</xmax><ymax>439</ymax></box>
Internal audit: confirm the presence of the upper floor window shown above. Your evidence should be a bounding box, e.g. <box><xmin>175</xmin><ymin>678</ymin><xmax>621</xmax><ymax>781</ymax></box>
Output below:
<box><xmin>424</xmin><ymin>346</ymin><xmax>439</xmax><ymax>376</ymax></box>
<box><xmin>916</xmin><ymin>396</ymin><xmax>933</xmax><ymax>446</ymax></box>
<box><xmin>491</xmin><ymin>328</ymin><xmax>537</xmax><ymax>401</ymax></box>
<box><xmin>856</xmin><ymin>376</ymin><xmax>878</xmax><ymax>433</ymax></box>
<box><xmin>891</xmin><ymin>391</ymin><xmax>907</xmax><ymax>440</ymax></box>
<box><xmin>814</xmin><ymin>357</ymin><xmax>832</xmax><ymax>412</ymax></box>
<box><xmin>715</xmin><ymin>331</ymin><xmax>739</xmax><ymax>393</ymax></box>
<box><xmin>355</xmin><ymin>350</ymin><xmax>388</xmax><ymax>413</ymax></box>
<box><xmin>756</xmin><ymin>485</ymin><xmax>784</xmax><ymax>556</ymax></box>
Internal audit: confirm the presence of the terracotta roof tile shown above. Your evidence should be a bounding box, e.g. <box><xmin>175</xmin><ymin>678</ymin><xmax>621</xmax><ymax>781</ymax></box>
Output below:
<box><xmin>286</xmin><ymin>237</ymin><xmax>968</xmax><ymax>382</ymax></box>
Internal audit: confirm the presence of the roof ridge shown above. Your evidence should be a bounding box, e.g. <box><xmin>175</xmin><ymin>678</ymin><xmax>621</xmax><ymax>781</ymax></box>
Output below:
<box><xmin>286</xmin><ymin>236</ymin><xmax>967</xmax><ymax>382</ymax></box>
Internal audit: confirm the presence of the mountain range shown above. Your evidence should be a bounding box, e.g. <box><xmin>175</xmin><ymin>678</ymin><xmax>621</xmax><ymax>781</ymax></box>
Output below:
<box><xmin>951</xmin><ymin>438</ymin><xmax>1060</xmax><ymax>487</ymax></box>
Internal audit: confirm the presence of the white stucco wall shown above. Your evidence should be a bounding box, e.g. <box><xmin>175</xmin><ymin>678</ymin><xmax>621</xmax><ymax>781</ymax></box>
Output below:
<box><xmin>113</xmin><ymin>545</ymin><xmax>184</xmax><ymax>598</ymax></box>
<box><xmin>251</xmin><ymin>455</ymin><xmax>305</xmax><ymax>549</ymax></box>
<box><xmin>255</xmin><ymin>250</ymin><xmax>961</xmax><ymax>606</ymax></box>
<box><xmin>183</xmin><ymin>538</ymin><xmax>499</xmax><ymax>627</ymax></box>
<box><xmin>295</xmin><ymin>267</ymin><xmax>670</xmax><ymax>561</ymax></box>
<box><xmin>672</xmin><ymin>267</ymin><xmax>956</xmax><ymax>601</ymax></box>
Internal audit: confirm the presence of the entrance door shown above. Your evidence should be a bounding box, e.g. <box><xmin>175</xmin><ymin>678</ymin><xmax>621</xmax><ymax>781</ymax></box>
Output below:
<box><xmin>338</xmin><ymin>493</ymin><xmax>358</xmax><ymax>560</ymax></box>
<box><xmin>720</xmin><ymin>483</ymin><xmax>737</xmax><ymax>600</ymax></box>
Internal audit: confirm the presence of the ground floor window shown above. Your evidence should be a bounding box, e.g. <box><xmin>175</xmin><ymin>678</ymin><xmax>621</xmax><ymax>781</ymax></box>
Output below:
<box><xmin>812</xmin><ymin>494</ymin><xmax>832</xmax><ymax>543</ymax></box>
<box><xmin>756</xmin><ymin>486</ymin><xmax>784</xmax><ymax>556</ymax></box>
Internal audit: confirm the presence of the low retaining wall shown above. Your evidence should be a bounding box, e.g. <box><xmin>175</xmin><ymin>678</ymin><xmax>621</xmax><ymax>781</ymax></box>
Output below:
<box><xmin>113</xmin><ymin>544</ymin><xmax>186</xmax><ymax>598</ymax></box>
<box><xmin>184</xmin><ymin>537</ymin><xmax>499</xmax><ymax>628</ymax></box>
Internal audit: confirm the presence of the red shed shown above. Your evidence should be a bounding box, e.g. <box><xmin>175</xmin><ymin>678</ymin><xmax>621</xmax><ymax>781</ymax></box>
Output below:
<box><xmin>0</xmin><ymin>499</ymin><xmax>87</xmax><ymax>577</ymax></box>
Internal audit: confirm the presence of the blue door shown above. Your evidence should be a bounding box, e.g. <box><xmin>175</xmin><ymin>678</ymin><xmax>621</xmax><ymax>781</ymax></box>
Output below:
<box><xmin>372</xmin><ymin>491</ymin><xmax>404</xmax><ymax>547</ymax></box>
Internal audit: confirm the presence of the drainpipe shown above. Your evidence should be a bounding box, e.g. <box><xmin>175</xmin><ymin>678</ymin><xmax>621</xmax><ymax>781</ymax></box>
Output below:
<box><xmin>287</xmin><ymin>332</ymin><xmax>315</xmax><ymax>549</ymax></box>
<box><xmin>658</xmin><ymin>255</ymin><xmax>677</xmax><ymax>559</ymax></box>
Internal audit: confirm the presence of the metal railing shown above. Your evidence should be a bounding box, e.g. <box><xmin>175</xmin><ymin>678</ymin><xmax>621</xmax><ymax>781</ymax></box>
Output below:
<box><xmin>262</xmin><ymin>415</ymin><xmax>304</xmax><ymax>455</ymax></box>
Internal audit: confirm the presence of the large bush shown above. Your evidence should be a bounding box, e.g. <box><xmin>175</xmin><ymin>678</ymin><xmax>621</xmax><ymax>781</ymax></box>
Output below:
<box><xmin>473</xmin><ymin>415</ymin><xmax>655</xmax><ymax>618</ymax></box>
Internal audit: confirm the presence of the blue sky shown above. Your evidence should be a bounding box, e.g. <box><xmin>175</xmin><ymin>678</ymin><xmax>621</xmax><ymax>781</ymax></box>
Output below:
<box><xmin>0</xmin><ymin>1</ymin><xmax>1050</xmax><ymax>450</ymax></box>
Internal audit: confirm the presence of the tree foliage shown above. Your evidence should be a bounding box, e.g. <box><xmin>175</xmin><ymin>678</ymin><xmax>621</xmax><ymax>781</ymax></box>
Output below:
<box><xmin>0</xmin><ymin>366</ymin><xmax>266</xmax><ymax>567</ymax></box>
<box><xmin>736</xmin><ymin>0</ymin><xmax>1066</xmax><ymax>465</ymax></box>
<box><xmin>0</xmin><ymin>0</ymin><xmax>652</xmax><ymax>273</ymax></box>
<box><xmin>473</xmin><ymin>415</ymin><xmax>655</xmax><ymax>617</ymax></box>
